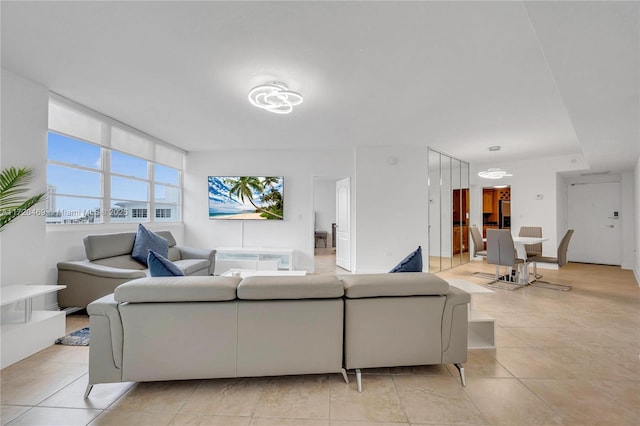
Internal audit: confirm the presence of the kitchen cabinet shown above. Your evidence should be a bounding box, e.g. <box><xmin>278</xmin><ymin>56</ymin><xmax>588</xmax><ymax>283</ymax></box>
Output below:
<box><xmin>482</xmin><ymin>189</ymin><xmax>494</xmax><ymax>213</ymax></box>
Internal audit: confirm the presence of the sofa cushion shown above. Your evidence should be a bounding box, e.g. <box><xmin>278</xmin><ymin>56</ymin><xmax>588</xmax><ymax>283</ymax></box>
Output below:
<box><xmin>114</xmin><ymin>276</ymin><xmax>241</xmax><ymax>303</ymax></box>
<box><xmin>148</xmin><ymin>250</ymin><xmax>184</xmax><ymax>277</ymax></box>
<box><xmin>238</xmin><ymin>275</ymin><xmax>344</xmax><ymax>300</ymax></box>
<box><xmin>131</xmin><ymin>224</ymin><xmax>169</xmax><ymax>266</ymax></box>
<box><xmin>341</xmin><ymin>272</ymin><xmax>449</xmax><ymax>298</ymax></box>
<box><xmin>172</xmin><ymin>258</ymin><xmax>210</xmax><ymax>275</ymax></box>
<box><xmin>93</xmin><ymin>255</ymin><xmax>145</xmax><ymax>270</ymax></box>
<box><xmin>389</xmin><ymin>246</ymin><xmax>423</xmax><ymax>273</ymax></box>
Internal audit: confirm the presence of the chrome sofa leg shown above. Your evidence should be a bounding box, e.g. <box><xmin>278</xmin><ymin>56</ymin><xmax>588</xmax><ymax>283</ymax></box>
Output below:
<box><xmin>355</xmin><ymin>368</ymin><xmax>362</xmax><ymax>392</ymax></box>
<box><xmin>341</xmin><ymin>368</ymin><xmax>349</xmax><ymax>384</ymax></box>
<box><xmin>84</xmin><ymin>384</ymin><xmax>93</xmax><ymax>399</ymax></box>
<box><xmin>454</xmin><ymin>363</ymin><xmax>466</xmax><ymax>387</ymax></box>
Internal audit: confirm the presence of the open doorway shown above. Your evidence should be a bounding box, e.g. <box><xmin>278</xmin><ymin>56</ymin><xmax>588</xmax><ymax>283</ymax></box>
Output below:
<box><xmin>481</xmin><ymin>186</ymin><xmax>511</xmax><ymax>247</ymax></box>
<box><xmin>313</xmin><ymin>176</ymin><xmax>338</xmax><ymax>274</ymax></box>
<box><xmin>313</xmin><ymin>176</ymin><xmax>351</xmax><ymax>274</ymax></box>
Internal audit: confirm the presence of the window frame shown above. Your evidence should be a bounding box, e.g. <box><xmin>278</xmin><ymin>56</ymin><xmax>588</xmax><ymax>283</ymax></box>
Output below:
<box><xmin>46</xmin><ymin>95</ymin><xmax>184</xmax><ymax>226</ymax></box>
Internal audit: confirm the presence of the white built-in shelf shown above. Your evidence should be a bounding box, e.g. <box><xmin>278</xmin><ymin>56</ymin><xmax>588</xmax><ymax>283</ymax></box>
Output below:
<box><xmin>215</xmin><ymin>247</ymin><xmax>294</xmax><ymax>274</ymax></box>
<box><xmin>1</xmin><ymin>284</ymin><xmax>67</xmax><ymax>307</ymax></box>
<box><xmin>446</xmin><ymin>279</ymin><xmax>496</xmax><ymax>350</ymax></box>
<box><xmin>1</xmin><ymin>284</ymin><xmax>67</xmax><ymax>369</ymax></box>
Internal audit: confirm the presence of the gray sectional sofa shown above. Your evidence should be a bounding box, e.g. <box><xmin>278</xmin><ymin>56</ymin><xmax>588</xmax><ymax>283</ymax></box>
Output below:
<box><xmin>84</xmin><ymin>272</ymin><xmax>470</xmax><ymax>397</ymax></box>
<box><xmin>57</xmin><ymin>231</ymin><xmax>216</xmax><ymax>309</ymax></box>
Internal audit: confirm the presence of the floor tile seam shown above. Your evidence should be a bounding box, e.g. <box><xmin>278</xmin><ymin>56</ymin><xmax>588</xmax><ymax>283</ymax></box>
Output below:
<box><xmin>455</xmin><ymin>383</ymin><xmax>493</xmax><ymax>426</ymax></box>
<box><xmin>247</xmin><ymin>377</ymin><xmax>267</xmax><ymax>420</ymax></box>
<box><xmin>388</xmin><ymin>372</ymin><xmax>410</xmax><ymax>424</ymax></box>
<box><xmin>1</xmin><ymin>405</ymin><xmax>35</xmax><ymax>425</ymax></box>
<box><xmin>28</xmin><ymin>371</ymin><xmax>88</xmax><ymax>408</ymax></box>
<box><xmin>583</xmin><ymin>379</ymin><xmax>640</xmax><ymax>413</ymax></box>
<box><xmin>515</xmin><ymin>377</ymin><xmax>579</xmax><ymax>423</ymax></box>
<box><xmin>99</xmin><ymin>406</ymin><xmax>193</xmax><ymax>415</ymax></box>
<box><xmin>102</xmin><ymin>381</ymin><xmax>139</xmax><ymax>411</ymax></box>
<box><xmin>251</xmin><ymin>413</ymin><xmax>332</xmax><ymax>421</ymax></box>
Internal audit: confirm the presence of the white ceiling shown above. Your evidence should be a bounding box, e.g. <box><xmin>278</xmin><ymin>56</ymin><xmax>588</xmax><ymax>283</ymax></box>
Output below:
<box><xmin>2</xmin><ymin>1</ymin><xmax>638</xmax><ymax>171</ymax></box>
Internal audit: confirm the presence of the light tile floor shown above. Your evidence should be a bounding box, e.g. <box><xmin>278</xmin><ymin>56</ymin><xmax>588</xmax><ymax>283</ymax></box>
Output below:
<box><xmin>1</xmin><ymin>261</ymin><xmax>638</xmax><ymax>425</ymax></box>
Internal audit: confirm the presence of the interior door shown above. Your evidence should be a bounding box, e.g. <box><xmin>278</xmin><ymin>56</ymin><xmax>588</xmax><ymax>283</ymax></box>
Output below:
<box><xmin>335</xmin><ymin>177</ymin><xmax>351</xmax><ymax>271</ymax></box>
<box><xmin>567</xmin><ymin>181</ymin><xmax>621</xmax><ymax>265</ymax></box>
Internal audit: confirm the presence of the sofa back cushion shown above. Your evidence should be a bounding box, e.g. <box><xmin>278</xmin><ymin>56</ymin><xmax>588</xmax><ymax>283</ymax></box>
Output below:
<box><xmin>83</xmin><ymin>230</ymin><xmax>177</xmax><ymax>261</ymax></box>
<box><xmin>84</xmin><ymin>232</ymin><xmax>136</xmax><ymax>261</ymax></box>
<box><xmin>154</xmin><ymin>231</ymin><xmax>177</xmax><ymax>247</ymax></box>
<box><xmin>340</xmin><ymin>272</ymin><xmax>449</xmax><ymax>299</ymax></box>
<box><xmin>238</xmin><ymin>275</ymin><xmax>344</xmax><ymax>300</ymax></box>
<box><xmin>167</xmin><ymin>246</ymin><xmax>181</xmax><ymax>262</ymax></box>
<box><xmin>114</xmin><ymin>276</ymin><xmax>241</xmax><ymax>303</ymax></box>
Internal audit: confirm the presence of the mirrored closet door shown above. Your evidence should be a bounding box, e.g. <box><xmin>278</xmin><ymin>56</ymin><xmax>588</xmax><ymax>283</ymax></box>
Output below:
<box><xmin>427</xmin><ymin>148</ymin><xmax>470</xmax><ymax>272</ymax></box>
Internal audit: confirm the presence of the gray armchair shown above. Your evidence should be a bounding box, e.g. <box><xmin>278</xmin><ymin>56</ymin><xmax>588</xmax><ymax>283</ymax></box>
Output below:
<box><xmin>57</xmin><ymin>230</ymin><xmax>216</xmax><ymax>308</ymax></box>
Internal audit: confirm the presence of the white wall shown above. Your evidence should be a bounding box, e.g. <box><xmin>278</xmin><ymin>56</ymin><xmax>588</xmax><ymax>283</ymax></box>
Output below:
<box><xmin>183</xmin><ymin>149</ymin><xmax>354</xmax><ymax>272</ymax></box>
<box><xmin>563</xmin><ymin>172</ymin><xmax>634</xmax><ymax>269</ymax></box>
<box><xmin>313</xmin><ymin>177</ymin><xmax>336</xmax><ymax>246</ymax></box>
<box><xmin>621</xmin><ymin>172</ymin><xmax>635</xmax><ymax>270</ymax></box>
<box><xmin>0</xmin><ymin>70</ymin><xmax>189</xmax><ymax>309</ymax></box>
<box><xmin>0</xmin><ymin>70</ymin><xmax>49</xmax><ymax>302</ymax></box>
<box><xmin>635</xmin><ymin>155</ymin><xmax>640</xmax><ymax>284</ymax></box>
<box><xmin>470</xmin><ymin>154</ymin><xmax>587</xmax><ymax>258</ymax></box>
<box><xmin>354</xmin><ymin>146</ymin><xmax>429</xmax><ymax>273</ymax></box>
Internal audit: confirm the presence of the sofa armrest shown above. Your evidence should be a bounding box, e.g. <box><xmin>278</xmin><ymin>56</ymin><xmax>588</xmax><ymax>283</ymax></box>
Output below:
<box><xmin>178</xmin><ymin>246</ymin><xmax>216</xmax><ymax>275</ymax></box>
<box><xmin>441</xmin><ymin>286</ymin><xmax>470</xmax><ymax>362</ymax></box>
<box><xmin>87</xmin><ymin>294</ymin><xmax>124</xmax><ymax>377</ymax></box>
<box><xmin>57</xmin><ymin>260</ymin><xmax>147</xmax><ymax>280</ymax></box>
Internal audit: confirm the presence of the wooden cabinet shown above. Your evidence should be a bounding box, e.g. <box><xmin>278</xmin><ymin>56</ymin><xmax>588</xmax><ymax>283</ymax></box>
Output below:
<box><xmin>453</xmin><ymin>225</ymin><xmax>469</xmax><ymax>255</ymax></box>
<box><xmin>482</xmin><ymin>189</ymin><xmax>494</xmax><ymax>213</ymax></box>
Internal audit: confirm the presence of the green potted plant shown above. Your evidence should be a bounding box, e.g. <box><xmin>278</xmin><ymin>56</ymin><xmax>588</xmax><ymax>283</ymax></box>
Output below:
<box><xmin>0</xmin><ymin>166</ymin><xmax>46</xmax><ymax>231</ymax></box>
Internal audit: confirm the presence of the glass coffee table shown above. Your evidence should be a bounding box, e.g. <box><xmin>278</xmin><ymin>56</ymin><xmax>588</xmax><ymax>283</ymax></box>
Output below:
<box><xmin>221</xmin><ymin>269</ymin><xmax>307</xmax><ymax>278</ymax></box>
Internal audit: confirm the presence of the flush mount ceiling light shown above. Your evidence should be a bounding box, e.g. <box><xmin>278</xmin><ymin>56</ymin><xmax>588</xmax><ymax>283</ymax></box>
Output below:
<box><xmin>478</xmin><ymin>145</ymin><xmax>513</xmax><ymax>179</ymax></box>
<box><xmin>478</xmin><ymin>168</ymin><xmax>513</xmax><ymax>179</ymax></box>
<box><xmin>248</xmin><ymin>81</ymin><xmax>303</xmax><ymax>114</ymax></box>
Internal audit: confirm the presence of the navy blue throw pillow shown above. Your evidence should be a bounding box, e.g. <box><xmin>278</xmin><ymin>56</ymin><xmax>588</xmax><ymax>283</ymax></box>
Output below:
<box><xmin>148</xmin><ymin>250</ymin><xmax>185</xmax><ymax>277</ymax></box>
<box><xmin>389</xmin><ymin>246</ymin><xmax>423</xmax><ymax>273</ymax></box>
<box><xmin>131</xmin><ymin>224</ymin><xmax>169</xmax><ymax>266</ymax></box>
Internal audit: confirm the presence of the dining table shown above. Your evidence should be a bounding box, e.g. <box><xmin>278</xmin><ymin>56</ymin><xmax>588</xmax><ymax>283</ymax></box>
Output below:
<box><xmin>512</xmin><ymin>236</ymin><xmax>548</xmax><ymax>284</ymax></box>
<box><xmin>483</xmin><ymin>234</ymin><xmax>548</xmax><ymax>285</ymax></box>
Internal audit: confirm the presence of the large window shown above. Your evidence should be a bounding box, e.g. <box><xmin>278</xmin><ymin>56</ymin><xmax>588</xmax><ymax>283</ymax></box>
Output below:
<box><xmin>47</xmin><ymin>96</ymin><xmax>184</xmax><ymax>224</ymax></box>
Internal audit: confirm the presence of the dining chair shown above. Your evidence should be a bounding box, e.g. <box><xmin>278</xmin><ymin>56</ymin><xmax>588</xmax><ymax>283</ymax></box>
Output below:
<box><xmin>526</xmin><ymin>229</ymin><xmax>574</xmax><ymax>291</ymax></box>
<box><xmin>519</xmin><ymin>226</ymin><xmax>543</xmax><ymax>279</ymax></box>
<box><xmin>469</xmin><ymin>226</ymin><xmax>493</xmax><ymax>279</ymax></box>
<box><xmin>486</xmin><ymin>229</ymin><xmax>525</xmax><ymax>290</ymax></box>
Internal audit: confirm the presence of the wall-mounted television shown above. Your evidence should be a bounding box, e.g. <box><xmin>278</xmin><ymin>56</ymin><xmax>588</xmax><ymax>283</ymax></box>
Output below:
<box><xmin>208</xmin><ymin>176</ymin><xmax>284</xmax><ymax>220</ymax></box>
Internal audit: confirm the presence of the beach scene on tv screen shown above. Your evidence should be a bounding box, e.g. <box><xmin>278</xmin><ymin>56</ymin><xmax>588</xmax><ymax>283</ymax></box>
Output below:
<box><xmin>208</xmin><ymin>176</ymin><xmax>284</xmax><ymax>220</ymax></box>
